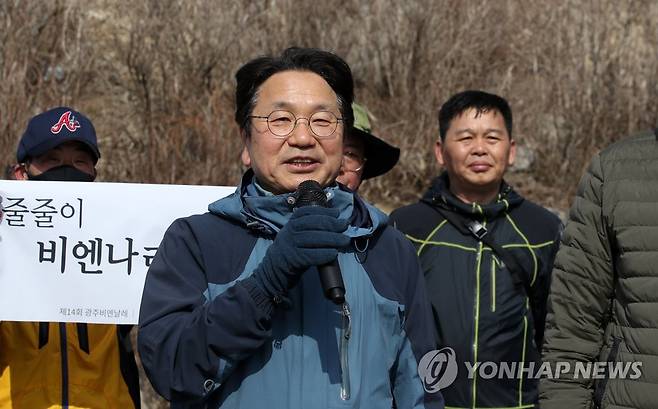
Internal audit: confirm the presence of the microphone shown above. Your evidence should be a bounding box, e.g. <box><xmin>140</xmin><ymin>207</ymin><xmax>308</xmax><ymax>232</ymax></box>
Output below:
<box><xmin>294</xmin><ymin>180</ymin><xmax>346</xmax><ymax>304</ymax></box>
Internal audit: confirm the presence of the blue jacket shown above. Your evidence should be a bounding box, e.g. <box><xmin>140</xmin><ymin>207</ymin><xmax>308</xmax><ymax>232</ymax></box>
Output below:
<box><xmin>138</xmin><ymin>173</ymin><xmax>443</xmax><ymax>408</ymax></box>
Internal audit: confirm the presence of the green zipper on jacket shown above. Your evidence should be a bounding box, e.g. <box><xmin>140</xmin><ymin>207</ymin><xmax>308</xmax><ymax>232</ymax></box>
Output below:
<box><xmin>472</xmin><ymin>240</ymin><xmax>484</xmax><ymax>408</ymax></box>
<box><xmin>340</xmin><ymin>302</ymin><xmax>352</xmax><ymax>400</ymax></box>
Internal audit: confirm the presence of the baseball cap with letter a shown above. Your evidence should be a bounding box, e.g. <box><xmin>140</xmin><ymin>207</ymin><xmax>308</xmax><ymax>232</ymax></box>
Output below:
<box><xmin>16</xmin><ymin>106</ymin><xmax>101</xmax><ymax>163</ymax></box>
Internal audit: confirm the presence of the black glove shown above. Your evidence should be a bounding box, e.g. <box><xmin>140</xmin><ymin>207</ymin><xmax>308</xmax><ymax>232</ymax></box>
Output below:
<box><xmin>251</xmin><ymin>206</ymin><xmax>350</xmax><ymax>299</ymax></box>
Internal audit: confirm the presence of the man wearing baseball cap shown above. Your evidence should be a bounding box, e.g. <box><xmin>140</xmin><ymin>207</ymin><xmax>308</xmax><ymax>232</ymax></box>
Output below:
<box><xmin>12</xmin><ymin>106</ymin><xmax>100</xmax><ymax>182</ymax></box>
<box><xmin>1</xmin><ymin>107</ymin><xmax>141</xmax><ymax>408</ymax></box>
<box><xmin>336</xmin><ymin>103</ymin><xmax>400</xmax><ymax>191</ymax></box>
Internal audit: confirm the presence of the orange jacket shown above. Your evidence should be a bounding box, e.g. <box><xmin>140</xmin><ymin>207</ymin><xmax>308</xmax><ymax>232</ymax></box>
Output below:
<box><xmin>0</xmin><ymin>322</ymin><xmax>140</xmax><ymax>408</ymax></box>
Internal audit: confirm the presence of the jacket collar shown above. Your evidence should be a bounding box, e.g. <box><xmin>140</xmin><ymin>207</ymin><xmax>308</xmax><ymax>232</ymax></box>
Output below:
<box><xmin>422</xmin><ymin>172</ymin><xmax>523</xmax><ymax>219</ymax></box>
<box><xmin>208</xmin><ymin>169</ymin><xmax>387</xmax><ymax>238</ymax></box>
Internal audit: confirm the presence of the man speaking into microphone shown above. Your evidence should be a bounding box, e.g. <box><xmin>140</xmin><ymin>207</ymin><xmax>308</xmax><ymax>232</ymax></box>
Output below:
<box><xmin>138</xmin><ymin>47</ymin><xmax>443</xmax><ymax>409</ymax></box>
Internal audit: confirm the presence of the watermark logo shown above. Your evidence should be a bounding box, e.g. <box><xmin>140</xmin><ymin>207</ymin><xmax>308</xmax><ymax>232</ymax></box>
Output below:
<box><xmin>418</xmin><ymin>348</ymin><xmax>643</xmax><ymax>393</ymax></box>
<box><xmin>463</xmin><ymin>361</ymin><xmax>643</xmax><ymax>380</ymax></box>
<box><xmin>418</xmin><ymin>347</ymin><xmax>458</xmax><ymax>393</ymax></box>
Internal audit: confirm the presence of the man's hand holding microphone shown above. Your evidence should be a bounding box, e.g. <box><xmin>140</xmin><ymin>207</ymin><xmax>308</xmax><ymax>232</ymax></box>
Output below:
<box><xmin>248</xmin><ymin>180</ymin><xmax>349</xmax><ymax>307</ymax></box>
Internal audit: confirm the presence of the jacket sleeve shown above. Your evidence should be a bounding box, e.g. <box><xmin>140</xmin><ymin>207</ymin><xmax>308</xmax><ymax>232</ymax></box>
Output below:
<box><xmin>391</xmin><ymin>236</ymin><xmax>445</xmax><ymax>409</ymax></box>
<box><xmin>539</xmin><ymin>154</ymin><xmax>615</xmax><ymax>409</ymax></box>
<box><xmin>530</xmin><ymin>222</ymin><xmax>562</xmax><ymax>350</ymax></box>
<box><xmin>138</xmin><ymin>218</ymin><xmax>274</xmax><ymax>403</ymax></box>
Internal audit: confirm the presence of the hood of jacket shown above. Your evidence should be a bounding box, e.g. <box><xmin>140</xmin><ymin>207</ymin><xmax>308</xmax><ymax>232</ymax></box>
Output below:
<box><xmin>208</xmin><ymin>170</ymin><xmax>388</xmax><ymax>239</ymax></box>
<box><xmin>422</xmin><ymin>172</ymin><xmax>524</xmax><ymax>219</ymax></box>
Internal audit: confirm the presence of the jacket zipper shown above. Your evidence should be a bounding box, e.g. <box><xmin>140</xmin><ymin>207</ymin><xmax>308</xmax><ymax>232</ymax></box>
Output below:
<box><xmin>471</xmin><ymin>241</ymin><xmax>484</xmax><ymax>408</ymax></box>
<box><xmin>59</xmin><ymin>323</ymin><xmax>69</xmax><ymax>408</ymax></box>
<box><xmin>491</xmin><ymin>255</ymin><xmax>497</xmax><ymax>312</ymax></box>
<box><xmin>340</xmin><ymin>302</ymin><xmax>352</xmax><ymax>400</ymax></box>
<box><xmin>471</xmin><ymin>213</ymin><xmax>486</xmax><ymax>409</ymax></box>
<box><xmin>593</xmin><ymin>336</ymin><xmax>622</xmax><ymax>409</ymax></box>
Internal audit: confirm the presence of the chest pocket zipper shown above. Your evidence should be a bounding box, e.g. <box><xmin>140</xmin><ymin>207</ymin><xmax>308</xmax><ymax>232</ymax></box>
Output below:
<box><xmin>340</xmin><ymin>302</ymin><xmax>352</xmax><ymax>400</ymax></box>
<box><xmin>491</xmin><ymin>255</ymin><xmax>498</xmax><ymax>312</ymax></box>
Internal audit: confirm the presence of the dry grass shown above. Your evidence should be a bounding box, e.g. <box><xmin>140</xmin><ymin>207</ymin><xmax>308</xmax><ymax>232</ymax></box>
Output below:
<box><xmin>2</xmin><ymin>0</ymin><xmax>657</xmax><ymax>210</ymax></box>
<box><xmin>2</xmin><ymin>0</ymin><xmax>657</xmax><ymax>406</ymax></box>
<box><xmin>2</xmin><ymin>0</ymin><xmax>656</xmax><ymax>211</ymax></box>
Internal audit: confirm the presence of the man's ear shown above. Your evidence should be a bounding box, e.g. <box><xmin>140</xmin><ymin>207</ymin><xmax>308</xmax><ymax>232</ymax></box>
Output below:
<box><xmin>13</xmin><ymin>164</ymin><xmax>29</xmax><ymax>180</ymax></box>
<box><xmin>507</xmin><ymin>138</ymin><xmax>517</xmax><ymax>166</ymax></box>
<box><xmin>434</xmin><ymin>139</ymin><xmax>445</xmax><ymax>167</ymax></box>
<box><xmin>240</xmin><ymin>129</ymin><xmax>251</xmax><ymax>168</ymax></box>
<box><xmin>241</xmin><ymin>146</ymin><xmax>251</xmax><ymax>168</ymax></box>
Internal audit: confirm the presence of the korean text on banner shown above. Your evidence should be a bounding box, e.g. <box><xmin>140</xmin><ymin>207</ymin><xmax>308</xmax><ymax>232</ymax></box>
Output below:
<box><xmin>0</xmin><ymin>180</ymin><xmax>234</xmax><ymax>325</ymax></box>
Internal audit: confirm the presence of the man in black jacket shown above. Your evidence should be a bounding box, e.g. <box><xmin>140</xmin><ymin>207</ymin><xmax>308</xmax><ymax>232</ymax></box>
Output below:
<box><xmin>390</xmin><ymin>90</ymin><xmax>561</xmax><ymax>408</ymax></box>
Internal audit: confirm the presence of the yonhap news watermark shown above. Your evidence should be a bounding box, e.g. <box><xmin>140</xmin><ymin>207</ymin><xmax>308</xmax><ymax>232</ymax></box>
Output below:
<box><xmin>418</xmin><ymin>347</ymin><xmax>643</xmax><ymax>393</ymax></box>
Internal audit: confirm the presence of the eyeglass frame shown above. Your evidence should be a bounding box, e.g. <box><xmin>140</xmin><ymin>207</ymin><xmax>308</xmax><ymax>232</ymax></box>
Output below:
<box><xmin>248</xmin><ymin>110</ymin><xmax>344</xmax><ymax>139</ymax></box>
<box><xmin>342</xmin><ymin>149</ymin><xmax>367</xmax><ymax>173</ymax></box>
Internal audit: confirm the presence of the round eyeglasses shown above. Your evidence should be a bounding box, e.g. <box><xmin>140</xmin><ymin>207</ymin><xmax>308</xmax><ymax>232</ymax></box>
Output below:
<box><xmin>342</xmin><ymin>149</ymin><xmax>366</xmax><ymax>172</ymax></box>
<box><xmin>249</xmin><ymin>110</ymin><xmax>343</xmax><ymax>139</ymax></box>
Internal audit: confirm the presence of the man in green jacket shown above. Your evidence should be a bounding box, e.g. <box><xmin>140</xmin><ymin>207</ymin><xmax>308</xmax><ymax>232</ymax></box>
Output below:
<box><xmin>390</xmin><ymin>90</ymin><xmax>562</xmax><ymax>408</ymax></box>
<box><xmin>540</xmin><ymin>129</ymin><xmax>658</xmax><ymax>409</ymax></box>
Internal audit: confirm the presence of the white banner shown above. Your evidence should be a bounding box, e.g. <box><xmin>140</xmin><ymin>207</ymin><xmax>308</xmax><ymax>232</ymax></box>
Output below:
<box><xmin>0</xmin><ymin>180</ymin><xmax>234</xmax><ymax>324</ymax></box>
